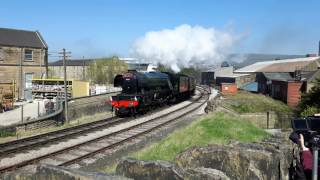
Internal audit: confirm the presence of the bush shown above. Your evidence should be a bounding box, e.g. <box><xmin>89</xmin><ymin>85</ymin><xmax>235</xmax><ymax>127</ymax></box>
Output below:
<box><xmin>231</xmin><ymin>104</ymin><xmax>251</xmax><ymax>113</ymax></box>
<box><xmin>300</xmin><ymin>106</ymin><xmax>319</xmax><ymax>117</ymax></box>
<box><xmin>298</xmin><ymin>78</ymin><xmax>320</xmax><ymax>116</ymax></box>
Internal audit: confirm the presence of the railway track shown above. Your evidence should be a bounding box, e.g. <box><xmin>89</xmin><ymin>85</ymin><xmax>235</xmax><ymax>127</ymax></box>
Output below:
<box><xmin>0</xmin><ymin>86</ymin><xmax>210</xmax><ymax>174</ymax></box>
<box><xmin>0</xmin><ymin>116</ymin><xmax>122</xmax><ymax>156</ymax></box>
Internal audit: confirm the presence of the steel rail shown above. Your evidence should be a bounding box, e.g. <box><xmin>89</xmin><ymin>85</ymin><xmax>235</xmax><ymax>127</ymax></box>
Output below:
<box><xmin>0</xmin><ymin>86</ymin><xmax>209</xmax><ymax>173</ymax></box>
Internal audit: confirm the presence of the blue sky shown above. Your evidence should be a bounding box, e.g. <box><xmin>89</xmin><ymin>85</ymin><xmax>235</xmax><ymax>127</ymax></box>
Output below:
<box><xmin>1</xmin><ymin>0</ymin><xmax>320</xmax><ymax>60</ymax></box>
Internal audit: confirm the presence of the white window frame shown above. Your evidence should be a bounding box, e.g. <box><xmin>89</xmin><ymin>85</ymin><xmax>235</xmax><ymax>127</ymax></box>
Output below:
<box><xmin>24</xmin><ymin>49</ymin><xmax>33</xmax><ymax>61</ymax></box>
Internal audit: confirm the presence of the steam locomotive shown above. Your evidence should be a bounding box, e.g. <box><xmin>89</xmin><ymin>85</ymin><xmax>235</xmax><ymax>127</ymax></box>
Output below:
<box><xmin>109</xmin><ymin>70</ymin><xmax>196</xmax><ymax>116</ymax></box>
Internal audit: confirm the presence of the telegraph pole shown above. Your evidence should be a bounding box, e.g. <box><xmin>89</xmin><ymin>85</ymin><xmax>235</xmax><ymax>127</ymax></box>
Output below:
<box><xmin>59</xmin><ymin>48</ymin><xmax>71</xmax><ymax>123</ymax></box>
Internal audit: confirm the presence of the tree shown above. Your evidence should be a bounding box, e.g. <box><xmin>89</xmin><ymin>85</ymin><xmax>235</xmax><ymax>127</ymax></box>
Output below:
<box><xmin>298</xmin><ymin>78</ymin><xmax>320</xmax><ymax>116</ymax></box>
<box><xmin>87</xmin><ymin>56</ymin><xmax>128</xmax><ymax>85</ymax></box>
<box><xmin>180</xmin><ymin>67</ymin><xmax>201</xmax><ymax>83</ymax></box>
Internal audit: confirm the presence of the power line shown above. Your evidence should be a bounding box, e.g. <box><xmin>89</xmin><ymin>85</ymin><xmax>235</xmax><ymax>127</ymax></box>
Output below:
<box><xmin>58</xmin><ymin>48</ymin><xmax>71</xmax><ymax>124</ymax></box>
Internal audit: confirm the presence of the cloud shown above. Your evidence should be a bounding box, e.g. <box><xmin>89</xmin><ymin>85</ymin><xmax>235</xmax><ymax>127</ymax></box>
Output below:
<box><xmin>130</xmin><ymin>24</ymin><xmax>241</xmax><ymax>72</ymax></box>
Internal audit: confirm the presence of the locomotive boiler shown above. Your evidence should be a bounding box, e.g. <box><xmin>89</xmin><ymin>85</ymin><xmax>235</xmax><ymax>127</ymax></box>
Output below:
<box><xmin>109</xmin><ymin>70</ymin><xmax>195</xmax><ymax>116</ymax></box>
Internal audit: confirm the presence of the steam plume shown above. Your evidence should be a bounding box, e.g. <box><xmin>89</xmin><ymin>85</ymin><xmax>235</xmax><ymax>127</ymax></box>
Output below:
<box><xmin>131</xmin><ymin>24</ymin><xmax>239</xmax><ymax>72</ymax></box>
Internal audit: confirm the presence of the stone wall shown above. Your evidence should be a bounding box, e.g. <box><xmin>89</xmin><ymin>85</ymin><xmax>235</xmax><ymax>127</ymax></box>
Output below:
<box><xmin>116</xmin><ymin>131</ymin><xmax>293</xmax><ymax>180</ymax></box>
<box><xmin>0</xmin><ymin>46</ymin><xmax>44</xmax><ymax>65</ymax></box>
<box><xmin>49</xmin><ymin>65</ymin><xmax>87</xmax><ymax>80</ymax></box>
<box><xmin>68</xmin><ymin>93</ymin><xmax>117</xmax><ymax>121</ymax></box>
<box><xmin>2</xmin><ymin>164</ymin><xmax>132</xmax><ymax>180</ymax></box>
<box><xmin>0</xmin><ymin>46</ymin><xmax>46</xmax><ymax>99</ymax></box>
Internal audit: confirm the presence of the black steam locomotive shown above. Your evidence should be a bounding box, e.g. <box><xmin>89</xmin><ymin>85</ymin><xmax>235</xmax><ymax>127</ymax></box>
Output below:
<box><xmin>109</xmin><ymin>70</ymin><xmax>196</xmax><ymax>116</ymax></box>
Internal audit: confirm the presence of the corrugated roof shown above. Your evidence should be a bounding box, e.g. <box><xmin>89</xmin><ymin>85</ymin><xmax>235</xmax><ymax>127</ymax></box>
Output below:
<box><xmin>259</xmin><ymin>61</ymin><xmax>314</xmax><ymax>72</ymax></box>
<box><xmin>216</xmin><ymin>73</ymin><xmax>250</xmax><ymax>78</ymax></box>
<box><xmin>234</xmin><ymin>57</ymin><xmax>319</xmax><ymax>73</ymax></box>
<box><xmin>0</xmin><ymin>28</ymin><xmax>47</xmax><ymax>49</ymax></box>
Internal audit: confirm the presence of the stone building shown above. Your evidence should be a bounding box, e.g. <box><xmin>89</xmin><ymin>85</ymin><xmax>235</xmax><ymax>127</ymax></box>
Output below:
<box><xmin>48</xmin><ymin>59</ymin><xmax>93</xmax><ymax>80</ymax></box>
<box><xmin>0</xmin><ymin>28</ymin><xmax>48</xmax><ymax>99</ymax></box>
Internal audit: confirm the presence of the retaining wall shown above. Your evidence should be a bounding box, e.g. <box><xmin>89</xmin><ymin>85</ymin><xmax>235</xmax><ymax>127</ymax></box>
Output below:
<box><xmin>68</xmin><ymin>93</ymin><xmax>117</xmax><ymax>121</ymax></box>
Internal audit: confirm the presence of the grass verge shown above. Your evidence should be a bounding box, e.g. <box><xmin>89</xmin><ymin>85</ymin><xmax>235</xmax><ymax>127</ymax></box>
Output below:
<box><xmin>131</xmin><ymin>112</ymin><xmax>269</xmax><ymax>162</ymax></box>
<box><xmin>224</xmin><ymin>91</ymin><xmax>291</xmax><ymax>114</ymax></box>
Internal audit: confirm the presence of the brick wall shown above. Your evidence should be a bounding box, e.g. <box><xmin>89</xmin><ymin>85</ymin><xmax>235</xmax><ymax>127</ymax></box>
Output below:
<box><xmin>287</xmin><ymin>81</ymin><xmax>303</xmax><ymax>107</ymax></box>
<box><xmin>220</xmin><ymin>83</ymin><xmax>238</xmax><ymax>95</ymax></box>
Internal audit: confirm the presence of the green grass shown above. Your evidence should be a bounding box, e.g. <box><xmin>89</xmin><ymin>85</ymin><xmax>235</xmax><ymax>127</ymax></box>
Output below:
<box><xmin>224</xmin><ymin>91</ymin><xmax>292</xmax><ymax>114</ymax></box>
<box><xmin>0</xmin><ymin>111</ymin><xmax>112</xmax><ymax>143</ymax></box>
<box><xmin>131</xmin><ymin>112</ymin><xmax>269</xmax><ymax>162</ymax></box>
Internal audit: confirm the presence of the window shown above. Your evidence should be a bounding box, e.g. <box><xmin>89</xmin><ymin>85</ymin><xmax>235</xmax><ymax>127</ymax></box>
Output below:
<box><xmin>0</xmin><ymin>48</ymin><xmax>4</xmax><ymax>61</ymax></box>
<box><xmin>24</xmin><ymin>49</ymin><xmax>33</xmax><ymax>61</ymax></box>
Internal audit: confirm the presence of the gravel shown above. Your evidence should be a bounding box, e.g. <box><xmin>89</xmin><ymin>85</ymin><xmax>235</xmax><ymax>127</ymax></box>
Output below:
<box><xmin>0</xmin><ymin>90</ymin><xmax>203</xmax><ymax>169</ymax></box>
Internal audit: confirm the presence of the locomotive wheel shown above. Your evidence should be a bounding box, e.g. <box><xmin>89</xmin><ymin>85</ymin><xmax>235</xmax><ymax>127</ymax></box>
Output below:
<box><xmin>130</xmin><ymin>107</ymin><xmax>137</xmax><ymax>118</ymax></box>
<box><xmin>115</xmin><ymin>109</ymin><xmax>124</xmax><ymax>117</ymax></box>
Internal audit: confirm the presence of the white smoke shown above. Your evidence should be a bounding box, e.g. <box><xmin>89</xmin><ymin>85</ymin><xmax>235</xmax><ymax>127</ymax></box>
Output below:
<box><xmin>131</xmin><ymin>24</ymin><xmax>240</xmax><ymax>72</ymax></box>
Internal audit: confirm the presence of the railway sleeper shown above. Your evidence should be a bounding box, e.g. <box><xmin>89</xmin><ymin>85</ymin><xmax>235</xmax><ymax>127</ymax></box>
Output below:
<box><xmin>54</xmin><ymin>153</ymin><xmax>80</xmax><ymax>161</ymax></box>
<box><xmin>78</xmin><ymin>146</ymin><xmax>100</xmax><ymax>153</ymax></box>
<box><xmin>39</xmin><ymin>158</ymin><xmax>64</xmax><ymax>166</ymax></box>
<box><xmin>67</xmin><ymin>149</ymin><xmax>89</xmax><ymax>156</ymax></box>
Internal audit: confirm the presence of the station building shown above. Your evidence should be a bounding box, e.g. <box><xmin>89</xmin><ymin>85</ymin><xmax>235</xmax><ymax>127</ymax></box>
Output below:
<box><xmin>0</xmin><ymin>28</ymin><xmax>48</xmax><ymax>100</ymax></box>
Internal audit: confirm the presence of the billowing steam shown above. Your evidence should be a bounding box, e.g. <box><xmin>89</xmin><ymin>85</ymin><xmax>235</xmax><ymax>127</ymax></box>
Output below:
<box><xmin>131</xmin><ymin>24</ymin><xmax>240</xmax><ymax>72</ymax></box>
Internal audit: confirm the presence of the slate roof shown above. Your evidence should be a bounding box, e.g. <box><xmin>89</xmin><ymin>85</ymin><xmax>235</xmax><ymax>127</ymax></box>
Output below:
<box><xmin>303</xmin><ymin>70</ymin><xmax>320</xmax><ymax>82</ymax></box>
<box><xmin>263</xmin><ymin>72</ymin><xmax>294</xmax><ymax>81</ymax></box>
<box><xmin>262</xmin><ymin>70</ymin><xmax>320</xmax><ymax>82</ymax></box>
<box><xmin>0</xmin><ymin>28</ymin><xmax>47</xmax><ymax>49</ymax></box>
<box><xmin>49</xmin><ymin>59</ymin><xmax>94</xmax><ymax>66</ymax></box>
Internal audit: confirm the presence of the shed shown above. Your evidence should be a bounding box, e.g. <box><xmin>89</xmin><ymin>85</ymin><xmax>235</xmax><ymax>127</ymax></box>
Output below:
<box><xmin>201</xmin><ymin>66</ymin><xmax>234</xmax><ymax>86</ymax></box>
<box><xmin>269</xmin><ymin>80</ymin><xmax>305</xmax><ymax>107</ymax></box>
<box><xmin>220</xmin><ymin>83</ymin><xmax>238</xmax><ymax>95</ymax></box>
<box><xmin>215</xmin><ymin>73</ymin><xmax>255</xmax><ymax>88</ymax></box>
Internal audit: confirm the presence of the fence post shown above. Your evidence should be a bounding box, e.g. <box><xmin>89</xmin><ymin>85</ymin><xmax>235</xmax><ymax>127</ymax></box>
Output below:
<box><xmin>21</xmin><ymin>104</ymin><xmax>24</xmax><ymax>123</ymax></box>
<box><xmin>37</xmin><ymin>101</ymin><xmax>40</xmax><ymax>117</ymax></box>
<box><xmin>267</xmin><ymin>111</ymin><xmax>269</xmax><ymax>129</ymax></box>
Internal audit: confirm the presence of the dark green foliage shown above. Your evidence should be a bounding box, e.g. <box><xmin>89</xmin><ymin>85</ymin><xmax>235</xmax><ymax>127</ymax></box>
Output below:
<box><xmin>0</xmin><ymin>128</ymin><xmax>16</xmax><ymax>137</ymax></box>
<box><xmin>298</xmin><ymin>78</ymin><xmax>320</xmax><ymax>116</ymax></box>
